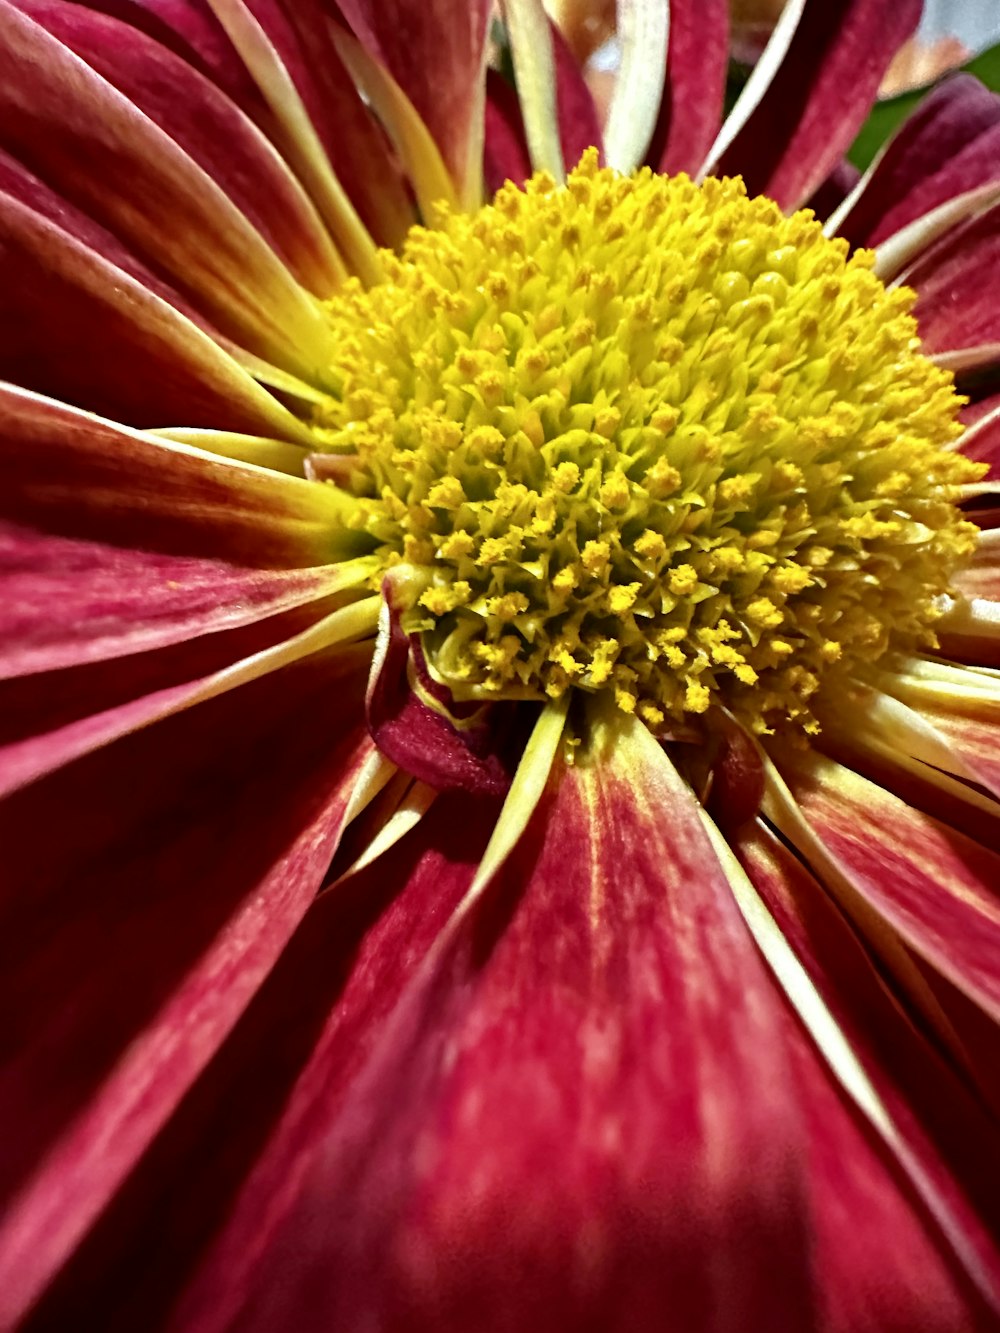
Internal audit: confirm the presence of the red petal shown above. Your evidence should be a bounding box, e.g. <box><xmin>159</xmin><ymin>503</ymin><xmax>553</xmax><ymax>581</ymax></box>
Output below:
<box><xmin>0</xmin><ymin>386</ymin><xmax>343</xmax><ymax>565</ymax></box>
<box><xmin>769</xmin><ymin>747</ymin><xmax>1000</xmax><ymax>1026</ymax></box>
<box><xmin>173</xmin><ymin>720</ymin><xmax>813</xmax><ymax>1332</ymax></box>
<box><xmin>336</xmin><ymin>0</ymin><xmax>493</xmax><ymax>203</ymax></box>
<box><xmin>714</xmin><ymin>0</ymin><xmax>920</xmax><ymax>211</ymax></box>
<box><xmin>838</xmin><ymin>74</ymin><xmax>1000</xmax><ymax>249</ymax></box>
<box><xmin>0</xmin><ymin>523</ymin><xmax>356</xmax><ymax>679</ymax></box>
<box><xmin>0</xmin><ymin>647</ymin><xmax>374</xmax><ymax>1328</ymax></box>
<box><xmin>0</xmin><ymin>0</ymin><xmax>332</xmax><ymax>375</ymax></box>
<box><xmin>650</xmin><ymin>0</ymin><xmax>729</xmax><ymax>175</ymax></box>
<box><xmin>0</xmin><ymin>188</ymin><xmax>310</xmax><ymax>435</ymax></box>
<box><xmin>365</xmin><ymin>593</ymin><xmax>522</xmax><ymax>797</ymax></box>
<box><xmin>910</xmin><ymin>200</ymin><xmax>1000</xmax><ymax>355</ymax></box>
<box><xmin>737</xmin><ymin>823</ymin><xmax>1000</xmax><ymax>1324</ymax></box>
<box><xmin>14</xmin><ymin>0</ymin><xmax>343</xmax><ymax>294</ymax></box>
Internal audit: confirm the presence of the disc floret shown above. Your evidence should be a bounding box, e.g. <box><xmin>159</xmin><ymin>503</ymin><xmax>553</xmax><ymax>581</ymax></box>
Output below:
<box><xmin>314</xmin><ymin>150</ymin><xmax>981</xmax><ymax>733</ymax></box>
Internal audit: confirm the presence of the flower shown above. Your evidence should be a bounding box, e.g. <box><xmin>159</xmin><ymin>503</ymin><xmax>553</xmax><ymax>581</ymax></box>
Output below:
<box><xmin>2</xmin><ymin>0</ymin><xmax>1000</xmax><ymax>1329</ymax></box>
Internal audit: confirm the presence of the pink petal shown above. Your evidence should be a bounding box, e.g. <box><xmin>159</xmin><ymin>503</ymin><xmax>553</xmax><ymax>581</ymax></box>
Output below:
<box><xmin>771</xmin><ymin>747</ymin><xmax>1000</xmax><ymax>1026</ymax></box>
<box><xmin>173</xmin><ymin>724</ymin><xmax>813</xmax><ymax>1332</ymax></box>
<box><xmin>839</xmin><ymin>74</ymin><xmax>1000</xmax><ymax>249</ymax></box>
<box><xmin>650</xmin><ymin>0</ymin><xmax>729</xmax><ymax>175</ymax></box>
<box><xmin>714</xmin><ymin>0</ymin><xmax>920</xmax><ymax>211</ymax></box>
<box><xmin>0</xmin><ymin>646</ymin><xmax>374</xmax><ymax>1328</ymax></box>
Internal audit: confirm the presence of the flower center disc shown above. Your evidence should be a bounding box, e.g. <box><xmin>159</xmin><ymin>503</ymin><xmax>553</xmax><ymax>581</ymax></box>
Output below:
<box><xmin>315</xmin><ymin>150</ymin><xmax>980</xmax><ymax>734</ymax></box>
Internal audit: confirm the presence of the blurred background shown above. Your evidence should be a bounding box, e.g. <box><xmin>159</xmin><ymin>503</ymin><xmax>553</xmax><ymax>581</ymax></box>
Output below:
<box><xmin>546</xmin><ymin>0</ymin><xmax>1000</xmax><ymax>104</ymax></box>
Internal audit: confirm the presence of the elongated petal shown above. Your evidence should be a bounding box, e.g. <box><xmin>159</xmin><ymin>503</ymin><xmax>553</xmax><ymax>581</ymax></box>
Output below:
<box><xmin>712</xmin><ymin>0</ymin><xmax>920</xmax><ymax>211</ymax></box>
<box><xmin>736</xmin><ymin>823</ymin><xmax>1000</xmax><ymax>1323</ymax></box>
<box><xmin>0</xmin><ymin>595</ymin><xmax>379</xmax><ymax>796</ymax></box>
<box><xmin>953</xmin><ymin>528</ymin><xmax>1000</xmax><ymax>599</ymax></box>
<box><xmin>650</xmin><ymin>0</ymin><xmax>728</xmax><ymax>175</ymax></box>
<box><xmin>0</xmin><ymin>647</ymin><xmax>375</xmax><ymax>1329</ymax></box>
<box><xmin>337</xmin><ymin>0</ymin><xmax>492</xmax><ymax>206</ymax></box>
<box><xmin>0</xmin><ymin>192</ymin><xmax>311</xmax><ymax>436</ymax></box>
<box><xmin>171</xmin><ymin>711</ymin><xmax>812</xmax><ymax>1333</ymax></box>
<box><xmin>766</xmin><ymin>747</ymin><xmax>1000</xmax><ymax>1026</ymax></box>
<box><xmin>0</xmin><ymin>525</ymin><xmax>369</xmax><ymax>679</ymax></box>
<box><xmin>15</xmin><ymin>0</ymin><xmax>343</xmax><ymax>294</ymax></box>
<box><xmin>836</xmin><ymin>74</ymin><xmax>1000</xmax><ymax>249</ymax></box>
<box><xmin>23</xmin><ymin>792</ymin><xmax>495</xmax><ymax>1332</ymax></box>
<box><xmin>0</xmin><ymin>385</ymin><xmax>349</xmax><ymax>565</ymax></box>
<box><xmin>0</xmin><ymin>0</ymin><xmax>333</xmax><ymax>374</ymax></box>
<box><xmin>908</xmin><ymin>202</ymin><xmax>1000</xmax><ymax>355</ymax></box>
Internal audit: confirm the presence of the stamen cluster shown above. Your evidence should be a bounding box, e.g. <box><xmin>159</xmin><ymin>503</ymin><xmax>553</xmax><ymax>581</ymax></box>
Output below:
<box><xmin>315</xmin><ymin>151</ymin><xmax>980</xmax><ymax>732</ymax></box>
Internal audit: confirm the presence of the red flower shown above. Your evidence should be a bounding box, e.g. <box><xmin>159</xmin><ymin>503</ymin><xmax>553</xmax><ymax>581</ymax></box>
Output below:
<box><xmin>2</xmin><ymin>2</ymin><xmax>1000</xmax><ymax>1330</ymax></box>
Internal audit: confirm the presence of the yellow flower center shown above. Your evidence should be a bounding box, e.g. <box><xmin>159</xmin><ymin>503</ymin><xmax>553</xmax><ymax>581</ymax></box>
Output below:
<box><xmin>314</xmin><ymin>150</ymin><xmax>981</xmax><ymax>734</ymax></box>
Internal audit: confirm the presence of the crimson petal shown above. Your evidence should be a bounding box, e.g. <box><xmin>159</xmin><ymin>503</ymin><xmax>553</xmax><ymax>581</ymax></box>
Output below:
<box><xmin>0</xmin><ymin>647</ymin><xmax>375</xmax><ymax>1328</ymax></box>
<box><xmin>714</xmin><ymin>0</ymin><xmax>920</xmax><ymax>211</ymax></box>
<box><xmin>173</xmin><ymin>719</ymin><xmax>813</xmax><ymax>1332</ymax></box>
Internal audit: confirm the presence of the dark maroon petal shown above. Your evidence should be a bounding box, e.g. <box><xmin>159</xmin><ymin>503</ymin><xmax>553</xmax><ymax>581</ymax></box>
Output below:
<box><xmin>909</xmin><ymin>201</ymin><xmax>1000</xmax><ymax>355</ymax></box>
<box><xmin>838</xmin><ymin>74</ymin><xmax>1000</xmax><ymax>249</ymax></box>
<box><xmin>714</xmin><ymin>0</ymin><xmax>920</xmax><ymax>211</ymax></box>
<box><xmin>11</xmin><ymin>0</ymin><xmax>342</xmax><ymax>294</ymax></box>
<box><xmin>483</xmin><ymin>69</ymin><xmax>532</xmax><ymax>196</ymax></box>
<box><xmin>171</xmin><ymin>723</ymin><xmax>813</xmax><ymax>1333</ymax></box>
<box><xmin>551</xmin><ymin>19</ymin><xmax>603</xmax><ymax>169</ymax></box>
<box><xmin>649</xmin><ymin>0</ymin><xmax>729</xmax><ymax>175</ymax></box>
<box><xmin>0</xmin><ymin>646</ymin><xmax>374</xmax><ymax>1328</ymax></box>
<box><xmin>335</xmin><ymin>0</ymin><xmax>493</xmax><ymax>202</ymax></box>
<box><xmin>806</xmin><ymin>158</ymin><xmax>860</xmax><ymax>223</ymax></box>
<box><xmin>365</xmin><ymin>595</ymin><xmax>522</xmax><ymax>797</ymax></box>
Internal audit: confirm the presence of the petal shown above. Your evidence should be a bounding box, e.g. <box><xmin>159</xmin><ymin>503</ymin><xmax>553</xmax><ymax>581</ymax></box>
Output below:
<box><xmin>0</xmin><ymin>0</ymin><xmax>333</xmax><ymax>374</ymax></box>
<box><xmin>953</xmin><ymin>527</ymin><xmax>1000</xmax><ymax>599</ymax></box>
<box><xmin>0</xmin><ymin>646</ymin><xmax>377</xmax><ymax>1328</ymax></box>
<box><xmin>172</xmin><ymin>710</ymin><xmax>813</xmax><ymax>1332</ymax></box>
<box><xmin>0</xmin><ymin>523</ymin><xmax>371</xmax><ymax>679</ymax></box>
<box><xmin>650</xmin><ymin>0</ymin><xmax>729</xmax><ymax>175</ymax></box>
<box><xmin>765</xmin><ymin>746</ymin><xmax>1000</xmax><ymax>1026</ymax></box>
<box><xmin>336</xmin><ymin>0</ymin><xmax>493</xmax><ymax>208</ymax></box>
<box><xmin>0</xmin><ymin>190</ymin><xmax>312</xmax><ymax>435</ymax></box>
<box><xmin>364</xmin><ymin>591</ymin><xmax>524</xmax><ymax>798</ymax></box>
<box><xmin>0</xmin><ymin>386</ymin><xmax>349</xmax><ymax>565</ymax></box>
<box><xmin>24</xmin><ymin>791</ymin><xmax>496</xmax><ymax>1332</ymax></box>
<box><xmin>835</xmin><ymin>74</ymin><xmax>1000</xmax><ymax>249</ymax></box>
<box><xmin>711</xmin><ymin>0</ymin><xmax>920</xmax><ymax>211</ymax></box>
<box><xmin>15</xmin><ymin>0</ymin><xmax>343</xmax><ymax>294</ymax></box>
<box><xmin>909</xmin><ymin>201</ymin><xmax>1000</xmax><ymax>355</ymax></box>
<box><xmin>0</xmin><ymin>595</ymin><xmax>379</xmax><ymax>797</ymax></box>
